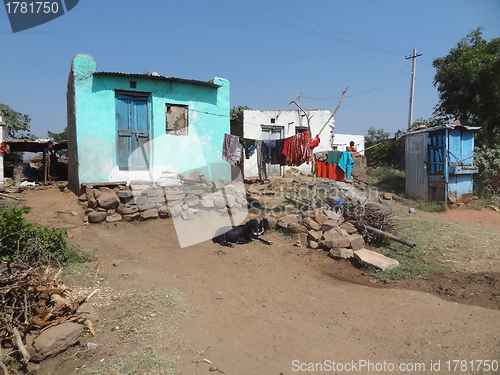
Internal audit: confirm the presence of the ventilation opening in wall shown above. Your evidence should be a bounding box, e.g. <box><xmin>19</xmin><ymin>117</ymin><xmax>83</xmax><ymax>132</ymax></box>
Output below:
<box><xmin>130</xmin><ymin>81</ymin><xmax>137</xmax><ymax>88</ymax></box>
<box><xmin>271</xmin><ymin>118</ymin><xmax>276</xmax><ymax>124</ymax></box>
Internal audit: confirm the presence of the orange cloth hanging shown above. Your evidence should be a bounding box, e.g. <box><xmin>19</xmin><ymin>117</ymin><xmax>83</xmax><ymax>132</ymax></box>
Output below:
<box><xmin>314</xmin><ymin>155</ymin><xmax>345</xmax><ymax>181</ymax></box>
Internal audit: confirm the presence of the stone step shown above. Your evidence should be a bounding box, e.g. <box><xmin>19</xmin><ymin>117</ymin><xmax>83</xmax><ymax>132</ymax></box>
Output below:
<box><xmin>353</xmin><ymin>249</ymin><xmax>399</xmax><ymax>271</ymax></box>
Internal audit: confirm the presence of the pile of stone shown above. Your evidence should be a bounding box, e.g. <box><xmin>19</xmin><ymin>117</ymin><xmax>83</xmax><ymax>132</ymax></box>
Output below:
<box><xmin>78</xmin><ymin>180</ymin><xmax>247</xmax><ymax>224</ymax></box>
<box><xmin>265</xmin><ymin>211</ymin><xmax>399</xmax><ymax>271</ymax></box>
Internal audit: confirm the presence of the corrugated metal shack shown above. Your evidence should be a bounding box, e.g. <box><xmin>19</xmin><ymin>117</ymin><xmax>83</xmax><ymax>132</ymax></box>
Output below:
<box><xmin>403</xmin><ymin>124</ymin><xmax>481</xmax><ymax>203</ymax></box>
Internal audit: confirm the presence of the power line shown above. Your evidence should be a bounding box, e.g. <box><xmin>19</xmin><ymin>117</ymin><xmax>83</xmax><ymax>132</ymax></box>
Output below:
<box><xmin>338</xmin><ymin>96</ymin><xmax>409</xmax><ymax>125</ymax></box>
<box><xmin>245</xmin><ymin>0</ymin><xmax>408</xmax><ymax>55</ymax></box>
<box><xmin>299</xmin><ymin>59</ymin><xmax>410</xmax><ymax>101</ymax></box>
<box><xmin>206</xmin><ymin>0</ymin><xmax>407</xmax><ymax>57</ymax></box>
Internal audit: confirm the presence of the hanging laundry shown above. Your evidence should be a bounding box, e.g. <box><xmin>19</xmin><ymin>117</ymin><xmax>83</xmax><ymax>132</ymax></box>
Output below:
<box><xmin>326</xmin><ymin>150</ymin><xmax>342</xmax><ymax>165</ymax></box>
<box><xmin>272</xmin><ymin>138</ymin><xmax>286</xmax><ymax>166</ymax></box>
<box><xmin>262</xmin><ymin>139</ymin><xmax>275</xmax><ymax>161</ymax></box>
<box><xmin>337</xmin><ymin>151</ymin><xmax>355</xmax><ymax>179</ymax></box>
<box><xmin>310</xmin><ymin>135</ymin><xmax>320</xmax><ymax>148</ymax></box>
<box><xmin>255</xmin><ymin>140</ymin><xmax>267</xmax><ymax>179</ymax></box>
<box><xmin>241</xmin><ymin>138</ymin><xmax>256</xmax><ymax>159</ymax></box>
<box><xmin>0</xmin><ymin>142</ymin><xmax>9</xmax><ymax>153</ymax></box>
<box><xmin>314</xmin><ymin>151</ymin><xmax>327</xmax><ymax>162</ymax></box>
<box><xmin>281</xmin><ymin>136</ymin><xmax>293</xmax><ymax>158</ymax></box>
<box><xmin>286</xmin><ymin>131</ymin><xmax>311</xmax><ymax>166</ymax></box>
<box><xmin>315</xmin><ymin>155</ymin><xmax>345</xmax><ymax>182</ymax></box>
<box><xmin>222</xmin><ymin>133</ymin><xmax>242</xmax><ymax>165</ymax></box>
<box><xmin>248</xmin><ymin>145</ymin><xmax>255</xmax><ymax>157</ymax></box>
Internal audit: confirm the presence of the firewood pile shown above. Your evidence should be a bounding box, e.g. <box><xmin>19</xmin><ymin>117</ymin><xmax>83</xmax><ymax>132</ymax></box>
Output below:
<box><xmin>0</xmin><ymin>262</ymin><xmax>91</xmax><ymax>367</ymax></box>
<box><xmin>343</xmin><ymin>203</ymin><xmax>396</xmax><ymax>232</ymax></box>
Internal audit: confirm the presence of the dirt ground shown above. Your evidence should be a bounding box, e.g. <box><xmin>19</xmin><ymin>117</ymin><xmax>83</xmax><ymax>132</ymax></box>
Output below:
<box><xmin>9</xmin><ymin>186</ymin><xmax>500</xmax><ymax>374</ymax></box>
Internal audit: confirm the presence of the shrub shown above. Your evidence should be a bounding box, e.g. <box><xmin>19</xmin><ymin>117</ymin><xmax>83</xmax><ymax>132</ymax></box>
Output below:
<box><xmin>0</xmin><ymin>203</ymin><xmax>92</xmax><ymax>266</ymax></box>
<box><xmin>367</xmin><ymin>166</ymin><xmax>405</xmax><ymax>193</ymax></box>
<box><xmin>474</xmin><ymin>147</ymin><xmax>500</xmax><ymax>197</ymax></box>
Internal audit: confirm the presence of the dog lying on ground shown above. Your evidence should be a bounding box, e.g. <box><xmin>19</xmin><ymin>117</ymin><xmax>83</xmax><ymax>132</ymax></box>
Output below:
<box><xmin>212</xmin><ymin>218</ymin><xmax>272</xmax><ymax>247</ymax></box>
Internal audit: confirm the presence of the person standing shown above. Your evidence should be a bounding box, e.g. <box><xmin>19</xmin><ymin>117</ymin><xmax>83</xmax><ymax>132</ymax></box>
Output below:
<box><xmin>348</xmin><ymin>141</ymin><xmax>357</xmax><ymax>152</ymax></box>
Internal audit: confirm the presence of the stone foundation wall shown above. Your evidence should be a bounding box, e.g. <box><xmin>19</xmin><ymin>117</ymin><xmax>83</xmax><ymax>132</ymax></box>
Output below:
<box><xmin>78</xmin><ymin>180</ymin><xmax>247</xmax><ymax>224</ymax></box>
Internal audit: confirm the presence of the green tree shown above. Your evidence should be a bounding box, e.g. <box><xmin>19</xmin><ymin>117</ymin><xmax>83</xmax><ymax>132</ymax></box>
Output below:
<box><xmin>48</xmin><ymin>127</ymin><xmax>68</xmax><ymax>157</ymax></box>
<box><xmin>230</xmin><ymin>105</ymin><xmax>252</xmax><ymax>120</ymax></box>
<box><xmin>0</xmin><ymin>103</ymin><xmax>33</xmax><ymax>139</ymax></box>
<box><xmin>364</xmin><ymin>127</ymin><xmax>400</xmax><ymax>167</ymax></box>
<box><xmin>365</xmin><ymin>126</ymin><xmax>390</xmax><ymax>147</ymax></box>
<box><xmin>410</xmin><ymin>116</ymin><xmax>448</xmax><ymax>131</ymax></box>
<box><xmin>433</xmin><ymin>27</ymin><xmax>500</xmax><ymax>147</ymax></box>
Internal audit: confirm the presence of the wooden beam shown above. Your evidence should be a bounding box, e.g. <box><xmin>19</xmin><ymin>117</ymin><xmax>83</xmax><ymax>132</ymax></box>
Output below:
<box><xmin>42</xmin><ymin>147</ymin><xmax>48</xmax><ymax>185</ymax></box>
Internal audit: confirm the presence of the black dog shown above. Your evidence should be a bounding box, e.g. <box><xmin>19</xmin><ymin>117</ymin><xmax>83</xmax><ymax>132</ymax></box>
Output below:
<box><xmin>212</xmin><ymin>218</ymin><xmax>272</xmax><ymax>247</ymax></box>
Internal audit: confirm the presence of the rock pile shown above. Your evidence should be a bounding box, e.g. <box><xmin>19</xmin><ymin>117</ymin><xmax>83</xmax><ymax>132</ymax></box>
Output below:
<box><xmin>267</xmin><ymin>210</ymin><xmax>399</xmax><ymax>270</ymax></box>
<box><xmin>79</xmin><ymin>180</ymin><xmax>247</xmax><ymax>224</ymax></box>
<box><xmin>265</xmin><ymin>210</ymin><xmax>365</xmax><ymax>259</ymax></box>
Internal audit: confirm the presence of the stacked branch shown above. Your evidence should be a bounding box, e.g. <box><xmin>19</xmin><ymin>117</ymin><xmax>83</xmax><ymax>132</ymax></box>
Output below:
<box><xmin>1</xmin><ymin>262</ymin><xmax>89</xmax><ymax>367</ymax></box>
<box><xmin>342</xmin><ymin>203</ymin><xmax>415</xmax><ymax>248</ymax></box>
<box><xmin>343</xmin><ymin>203</ymin><xmax>396</xmax><ymax>232</ymax></box>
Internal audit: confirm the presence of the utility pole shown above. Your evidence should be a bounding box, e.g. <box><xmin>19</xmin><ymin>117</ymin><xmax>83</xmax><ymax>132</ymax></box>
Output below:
<box><xmin>406</xmin><ymin>48</ymin><xmax>422</xmax><ymax>129</ymax></box>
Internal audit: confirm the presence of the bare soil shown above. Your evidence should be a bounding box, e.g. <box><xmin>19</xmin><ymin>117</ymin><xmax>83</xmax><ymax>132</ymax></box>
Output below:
<box><xmin>9</xmin><ymin>186</ymin><xmax>500</xmax><ymax>374</ymax></box>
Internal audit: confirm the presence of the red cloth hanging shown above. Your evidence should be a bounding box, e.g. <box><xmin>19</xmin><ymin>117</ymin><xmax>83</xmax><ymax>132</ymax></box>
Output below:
<box><xmin>281</xmin><ymin>136</ymin><xmax>292</xmax><ymax>158</ymax></box>
<box><xmin>0</xmin><ymin>142</ymin><xmax>9</xmax><ymax>153</ymax></box>
<box><xmin>310</xmin><ymin>135</ymin><xmax>320</xmax><ymax>148</ymax></box>
<box><xmin>286</xmin><ymin>131</ymin><xmax>311</xmax><ymax>166</ymax></box>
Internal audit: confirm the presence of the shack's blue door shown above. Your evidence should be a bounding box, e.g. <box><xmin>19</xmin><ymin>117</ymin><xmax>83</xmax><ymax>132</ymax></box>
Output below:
<box><xmin>447</xmin><ymin>129</ymin><xmax>476</xmax><ymax>201</ymax></box>
<box><xmin>115</xmin><ymin>94</ymin><xmax>150</xmax><ymax>170</ymax></box>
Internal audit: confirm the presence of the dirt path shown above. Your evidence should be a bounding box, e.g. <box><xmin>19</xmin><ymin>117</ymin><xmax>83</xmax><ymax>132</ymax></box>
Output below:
<box><xmin>11</xmin><ymin>187</ymin><xmax>500</xmax><ymax>374</ymax></box>
<box><xmin>419</xmin><ymin>206</ymin><xmax>500</xmax><ymax>234</ymax></box>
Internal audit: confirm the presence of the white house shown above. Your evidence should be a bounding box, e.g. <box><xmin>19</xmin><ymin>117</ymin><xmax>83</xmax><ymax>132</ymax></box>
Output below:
<box><xmin>331</xmin><ymin>133</ymin><xmax>365</xmax><ymax>154</ymax></box>
<box><xmin>239</xmin><ymin>109</ymin><xmax>364</xmax><ymax>178</ymax></box>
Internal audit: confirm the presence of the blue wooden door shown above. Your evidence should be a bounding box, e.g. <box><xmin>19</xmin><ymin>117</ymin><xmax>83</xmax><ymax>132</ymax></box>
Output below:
<box><xmin>448</xmin><ymin>129</ymin><xmax>475</xmax><ymax>201</ymax></box>
<box><xmin>116</xmin><ymin>94</ymin><xmax>150</xmax><ymax>170</ymax></box>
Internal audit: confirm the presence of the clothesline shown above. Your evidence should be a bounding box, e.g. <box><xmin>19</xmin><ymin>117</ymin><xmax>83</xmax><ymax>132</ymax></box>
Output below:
<box><xmin>222</xmin><ymin>131</ymin><xmax>316</xmax><ymax>167</ymax></box>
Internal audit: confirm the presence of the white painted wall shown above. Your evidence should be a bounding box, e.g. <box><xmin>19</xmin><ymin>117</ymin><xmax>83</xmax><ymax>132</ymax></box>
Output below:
<box><xmin>243</xmin><ymin>109</ymin><xmax>336</xmax><ymax>177</ymax></box>
<box><xmin>331</xmin><ymin>133</ymin><xmax>365</xmax><ymax>155</ymax></box>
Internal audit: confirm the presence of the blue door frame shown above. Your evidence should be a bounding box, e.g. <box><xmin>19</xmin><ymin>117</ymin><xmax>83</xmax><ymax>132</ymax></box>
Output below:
<box><xmin>115</xmin><ymin>93</ymin><xmax>150</xmax><ymax>170</ymax></box>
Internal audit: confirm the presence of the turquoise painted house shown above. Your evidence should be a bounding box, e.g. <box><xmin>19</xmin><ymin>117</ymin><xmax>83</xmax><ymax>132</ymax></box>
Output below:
<box><xmin>67</xmin><ymin>53</ymin><xmax>230</xmax><ymax>193</ymax></box>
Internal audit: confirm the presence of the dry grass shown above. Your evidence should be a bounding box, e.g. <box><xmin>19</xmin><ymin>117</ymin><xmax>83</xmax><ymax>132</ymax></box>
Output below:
<box><xmin>81</xmin><ymin>288</ymin><xmax>189</xmax><ymax>375</ymax></box>
<box><xmin>367</xmin><ymin>206</ymin><xmax>500</xmax><ymax>279</ymax></box>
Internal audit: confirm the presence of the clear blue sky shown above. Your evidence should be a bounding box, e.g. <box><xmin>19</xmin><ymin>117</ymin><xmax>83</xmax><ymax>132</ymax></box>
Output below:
<box><xmin>1</xmin><ymin>0</ymin><xmax>499</xmax><ymax>140</ymax></box>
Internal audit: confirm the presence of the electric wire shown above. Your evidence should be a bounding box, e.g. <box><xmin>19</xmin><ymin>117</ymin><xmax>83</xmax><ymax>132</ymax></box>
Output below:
<box><xmin>206</xmin><ymin>0</ymin><xmax>407</xmax><ymax>57</ymax></box>
<box><xmin>245</xmin><ymin>0</ymin><xmax>408</xmax><ymax>55</ymax></box>
<box><xmin>299</xmin><ymin>59</ymin><xmax>410</xmax><ymax>101</ymax></box>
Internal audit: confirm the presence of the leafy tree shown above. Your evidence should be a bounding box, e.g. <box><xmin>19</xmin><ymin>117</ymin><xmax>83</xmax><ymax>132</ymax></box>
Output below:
<box><xmin>410</xmin><ymin>116</ymin><xmax>448</xmax><ymax>131</ymax></box>
<box><xmin>48</xmin><ymin>127</ymin><xmax>68</xmax><ymax>157</ymax></box>
<box><xmin>365</xmin><ymin>126</ymin><xmax>390</xmax><ymax>147</ymax></box>
<box><xmin>474</xmin><ymin>147</ymin><xmax>500</xmax><ymax>196</ymax></box>
<box><xmin>230</xmin><ymin>105</ymin><xmax>252</xmax><ymax>120</ymax></box>
<box><xmin>0</xmin><ymin>103</ymin><xmax>34</xmax><ymax>139</ymax></box>
<box><xmin>433</xmin><ymin>27</ymin><xmax>500</xmax><ymax>147</ymax></box>
<box><xmin>364</xmin><ymin>127</ymin><xmax>400</xmax><ymax>167</ymax></box>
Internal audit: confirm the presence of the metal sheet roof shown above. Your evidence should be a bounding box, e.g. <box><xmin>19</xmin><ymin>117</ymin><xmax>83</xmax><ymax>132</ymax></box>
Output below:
<box><xmin>5</xmin><ymin>139</ymin><xmax>67</xmax><ymax>152</ymax></box>
<box><xmin>93</xmin><ymin>72</ymin><xmax>221</xmax><ymax>88</ymax></box>
<box><xmin>402</xmin><ymin>124</ymin><xmax>482</xmax><ymax>137</ymax></box>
